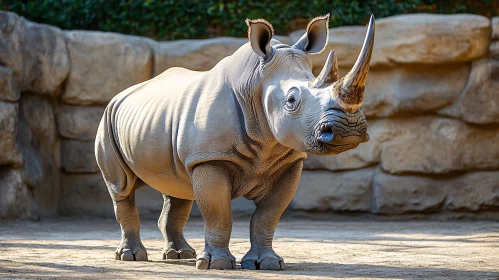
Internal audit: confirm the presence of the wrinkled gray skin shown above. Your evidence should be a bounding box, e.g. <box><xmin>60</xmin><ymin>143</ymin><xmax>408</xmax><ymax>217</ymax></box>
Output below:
<box><xmin>95</xmin><ymin>14</ymin><xmax>375</xmax><ymax>270</ymax></box>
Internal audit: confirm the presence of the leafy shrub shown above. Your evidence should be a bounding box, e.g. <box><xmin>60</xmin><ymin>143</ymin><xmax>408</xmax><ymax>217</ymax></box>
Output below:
<box><xmin>3</xmin><ymin>0</ymin><xmax>497</xmax><ymax>40</ymax></box>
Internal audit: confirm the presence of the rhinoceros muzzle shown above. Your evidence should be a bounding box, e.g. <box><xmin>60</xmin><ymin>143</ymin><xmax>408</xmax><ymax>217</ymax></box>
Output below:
<box><xmin>316</xmin><ymin>109</ymin><xmax>369</xmax><ymax>146</ymax></box>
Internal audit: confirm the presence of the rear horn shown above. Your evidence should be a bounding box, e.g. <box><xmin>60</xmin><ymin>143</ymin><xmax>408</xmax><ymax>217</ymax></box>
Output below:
<box><xmin>309</xmin><ymin>50</ymin><xmax>339</xmax><ymax>88</ymax></box>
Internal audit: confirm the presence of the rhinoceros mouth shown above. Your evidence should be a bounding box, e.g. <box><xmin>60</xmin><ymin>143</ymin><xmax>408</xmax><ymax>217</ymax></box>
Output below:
<box><xmin>306</xmin><ymin>140</ymin><xmax>359</xmax><ymax>156</ymax></box>
<box><xmin>307</xmin><ymin>111</ymin><xmax>368</xmax><ymax>155</ymax></box>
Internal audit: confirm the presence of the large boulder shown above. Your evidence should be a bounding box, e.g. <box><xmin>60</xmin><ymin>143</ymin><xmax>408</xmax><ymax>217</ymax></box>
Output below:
<box><xmin>361</xmin><ymin>64</ymin><xmax>469</xmax><ymax>117</ymax></box>
<box><xmin>0</xmin><ymin>11</ymin><xmax>69</xmax><ymax>97</ymax></box>
<box><xmin>60</xmin><ymin>140</ymin><xmax>99</xmax><ymax>173</ymax></box>
<box><xmin>379</xmin><ymin>117</ymin><xmax>499</xmax><ymax>174</ymax></box>
<box><xmin>17</xmin><ymin>94</ymin><xmax>60</xmax><ymax>216</ymax></box>
<box><xmin>372</xmin><ymin>14</ymin><xmax>490</xmax><ymax>66</ymax></box>
<box><xmin>0</xmin><ymin>101</ymin><xmax>22</xmax><ymax>166</ymax></box>
<box><xmin>62</xmin><ymin>31</ymin><xmax>153</xmax><ymax>105</ymax></box>
<box><xmin>153</xmin><ymin>37</ymin><xmax>246</xmax><ymax>76</ymax></box>
<box><xmin>290</xmin><ymin>168</ymin><xmax>374</xmax><ymax>212</ymax></box>
<box><xmin>444</xmin><ymin>172</ymin><xmax>499</xmax><ymax>211</ymax></box>
<box><xmin>304</xmin><ymin>117</ymin><xmax>499</xmax><ymax>174</ymax></box>
<box><xmin>0</xmin><ymin>168</ymin><xmax>37</xmax><ymax>219</ymax></box>
<box><xmin>373</xmin><ymin>170</ymin><xmax>499</xmax><ymax>214</ymax></box>
<box><xmin>56</xmin><ymin>105</ymin><xmax>105</xmax><ymax>140</ymax></box>
<box><xmin>0</xmin><ymin>66</ymin><xmax>19</xmax><ymax>102</ymax></box>
<box><xmin>21</xmin><ymin>20</ymin><xmax>70</xmax><ymax>96</ymax></box>
<box><xmin>372</xmin><ymin>170</ymin><xmax>448</xmax><ymax>214</ymax></box>
<box><xmin>291</xmin><ymin>14</ymin><xmax>490</xmax><ymax>70</ymax></box>
<box><xmin>439</xmin><ymin>58</ymin><xmax>499</xmax><ymax>124</ymax></box>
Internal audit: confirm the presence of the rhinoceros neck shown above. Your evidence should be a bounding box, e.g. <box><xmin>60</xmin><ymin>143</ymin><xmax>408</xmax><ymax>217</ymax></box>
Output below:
<box><xmin>219</xmin><ymin>43</ymin><xmax>283</xmax><ymax>149</ymax></box>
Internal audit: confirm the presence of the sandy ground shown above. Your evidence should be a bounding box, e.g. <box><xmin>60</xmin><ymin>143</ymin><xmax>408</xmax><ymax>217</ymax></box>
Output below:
<box><xmin>0</xmin><ymin>217</ymin><xmax>498</xmax><ymax>280</ymax></box>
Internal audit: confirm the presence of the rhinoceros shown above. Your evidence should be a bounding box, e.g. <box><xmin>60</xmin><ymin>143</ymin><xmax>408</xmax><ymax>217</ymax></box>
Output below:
<box><xmin>95</xmin><ymin>14</ymin><xmax>375</xmax><ymax>270</ymax></box>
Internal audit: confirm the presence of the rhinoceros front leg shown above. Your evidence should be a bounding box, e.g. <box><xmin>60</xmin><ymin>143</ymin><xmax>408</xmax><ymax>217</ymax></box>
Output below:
<box><xmin>158</xmin><ymin>194</ymin><xmax>196</xmax><ymax>259</ymax></box>
<box><xmin>241</xmin><ymin>160</ymin><xmax>303</xmax><ymax>270</ymax></box>
<box><xmin>191</xmin><ymin>163</ymin><xmax>236</xmax><ymax>270</ymax></box>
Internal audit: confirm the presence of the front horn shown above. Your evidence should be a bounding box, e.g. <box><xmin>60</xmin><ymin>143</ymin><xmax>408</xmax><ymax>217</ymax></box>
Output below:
<box><xmin>340</xmin><ymin>14</ymin><xmax>375</xmax><ymax>105</ymax></box>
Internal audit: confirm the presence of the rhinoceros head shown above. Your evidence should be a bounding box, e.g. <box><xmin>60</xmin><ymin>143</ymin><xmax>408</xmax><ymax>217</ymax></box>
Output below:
<box><xmin>246</xmin><ymin>14</ymin><xmax>374</xmax><ymax>155</ymax></box>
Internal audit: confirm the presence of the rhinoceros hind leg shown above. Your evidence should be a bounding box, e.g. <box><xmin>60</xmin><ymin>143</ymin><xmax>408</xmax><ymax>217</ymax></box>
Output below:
<box><xmin>113</xmin><ymin>188</ymin><xmax>148</xmax><ymax>261</ymax></box>
<box><xmin>191</xmin><ymin>163</ymin><xmax>235</xmax><ymax>270</ymax></box>
<box><xmin>158</xmin><ymin>194</ymin><xmax>196</xmax><ymax>260</ymax></box>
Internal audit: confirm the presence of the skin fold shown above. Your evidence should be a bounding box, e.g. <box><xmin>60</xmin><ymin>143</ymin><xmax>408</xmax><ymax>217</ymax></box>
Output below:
<box><xmin>95</xmin><ymin>14</ymin><xmax>374</xmax><ymax>270</ymax></box>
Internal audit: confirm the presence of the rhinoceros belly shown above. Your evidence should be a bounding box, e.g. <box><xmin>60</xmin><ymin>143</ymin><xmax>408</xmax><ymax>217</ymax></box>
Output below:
<box><xmin>111</xmin><ymin>69</ymin><xmax>203</xmax><ymax>200</ymax></box>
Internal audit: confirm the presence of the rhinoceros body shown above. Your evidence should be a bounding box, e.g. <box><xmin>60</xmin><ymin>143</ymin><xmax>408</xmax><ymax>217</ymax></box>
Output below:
<box><xmin>96</xmin><ymin>45</ymin><xmax>304</xmax><ymax>202</ymax></box>
<box><xmin>95</xmin><ymin>14</ymin><xmax>375</xmax><ymax>270</ymax></box>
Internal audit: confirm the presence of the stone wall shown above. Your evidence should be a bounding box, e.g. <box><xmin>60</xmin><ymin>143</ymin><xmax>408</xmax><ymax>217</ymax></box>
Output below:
<box><xmin>1</xmin><ymin>11</ymin><xmax>498</xmax><ymax>219</ymax></box>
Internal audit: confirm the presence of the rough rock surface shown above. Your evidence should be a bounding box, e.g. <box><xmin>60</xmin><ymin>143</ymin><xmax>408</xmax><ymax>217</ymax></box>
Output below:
<box><xmin>373</xmin><ymin>170</ymin><xmax>499</xmax><ymax>214</ymax></box>
<box><xmin>62</xmin><ymin>31</ymin><xmax>153</xmax><ymax>105</ymax></box>
<box><xmin>56</xmin><ymin>105</ymin><xmax>105</xmax><ymax>140</ymax></box>
<box><xmin>17</xmin><ymin>95</ymin><xmax>60</xmax><ymax>216</ymax></box>
<box><xmin>59</xmin><ymin>173</ymin><xmax>113</xmax><ymax>217</ymax></box>
<box><xmin>381</xmin><ymin>117</ymin><xmax>499</xmax><ymax>174</ymax></box>
<box><xmin>0</xmin><ymin>12</ymin><xmax>24</xmax><ymax>85</ymax></box>
<box><xmin>0</xmin><ymin>101</ymin><xmax>21</xmax><ymax>166</ymax></box>
<box><xmin>439</xmin><ymin>58</ymin><xmax>499</xmax><ymax>124</ymax></box>
<box><xmin>21</xmin><ymin>21</ymin><xmax>69</xmax><ymax>96</ymax></box>
<box><xmin>153</xmin><ymin>37</ymin><xmax>246</xmax><ymax>76</ymax></box>
<box><xmin>0</xmin><ymin>169</ymin><xmax>37</xmax><ymax>219</ymax></box>
<box><xmin>0</xmin><ymin>66</ymin><xmax>19</xmax><ymax>102</ymax></box>
<box><xmin>362</xmin><ymin>64</ymin><xmax>470</xmax><ymax>117</ymax></box>
<box><xmin>291</xmin><ymin>14</ymin><xmax>490</xmax><ymax>69</ymax></box>
<box><xmin>60</xmin><ymin>140</ymin><xmax>99</xmax><ymax>173</ymax></box>
<box><xmin>0</xmin><ymin>12</ymin><xmax>69</xmax><ymax>96</ymax></box>
<box><xmin>290</xmin><ymin>168</ymin><xmax>374</xmax><ymax>212</ymax></box>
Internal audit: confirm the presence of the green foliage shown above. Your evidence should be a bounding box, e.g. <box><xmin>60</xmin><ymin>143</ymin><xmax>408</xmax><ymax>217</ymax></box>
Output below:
<box><xmin>2</xmin><ymin>0</ymin><xmax>497</xmax><ymax>40</ymax></box>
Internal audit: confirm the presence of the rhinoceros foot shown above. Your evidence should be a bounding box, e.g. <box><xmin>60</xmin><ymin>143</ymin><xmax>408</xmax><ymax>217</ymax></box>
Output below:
<box><xmin>115</xmin><ymin>240</ymin><xmax>148</xmax><ymax>261</ymax></box>
<box><xmin>241</xmin><ymin>248</ymin><xmax>285</xmax><ymax>270</ymax></box>
<box><xmin>195</xmin><ymin>248</ymin><xmax>236</xmax><ymax>270</ymax></box>
<box><xmin>162</xmin><ymin>246</ymin><xmax>196</xmax><ymax>260</ymax></box>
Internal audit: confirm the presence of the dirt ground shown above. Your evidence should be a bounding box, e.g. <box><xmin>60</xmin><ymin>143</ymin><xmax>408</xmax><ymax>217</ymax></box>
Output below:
<box><xmin>0</xmin><ymin>217</ymin><xmax>498</xmax><ymax>280</ymax></box>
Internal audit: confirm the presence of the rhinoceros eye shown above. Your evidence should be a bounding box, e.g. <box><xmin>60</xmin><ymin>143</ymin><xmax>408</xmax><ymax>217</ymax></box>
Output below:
<box><xmin>285</xmin><ymin>87</ymin><xmax>300</xmax><ymax>111</ymax></box>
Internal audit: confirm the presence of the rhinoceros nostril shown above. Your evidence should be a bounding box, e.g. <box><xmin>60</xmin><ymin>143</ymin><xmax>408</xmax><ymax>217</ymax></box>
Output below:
<box><xmin>320</xmin><ymin>122</ymin><xmax>334</xmax><ymax>132</ymax></box>
<box><xmin>317</xmin><ymin>129</ymin><xmax>334</xmax><ymax>143</ymax></box>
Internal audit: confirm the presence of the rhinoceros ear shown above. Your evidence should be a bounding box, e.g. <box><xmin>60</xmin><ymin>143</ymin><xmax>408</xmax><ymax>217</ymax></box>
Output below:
<box><xmin>294</xmin><ymin>14</ymin><xmax>329</xmax><ymax>54</ymax></box>
<box><xmin>246</xmin><ymin>19</ymin><xmax>274</xmax><ymax>59</ymax></box>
